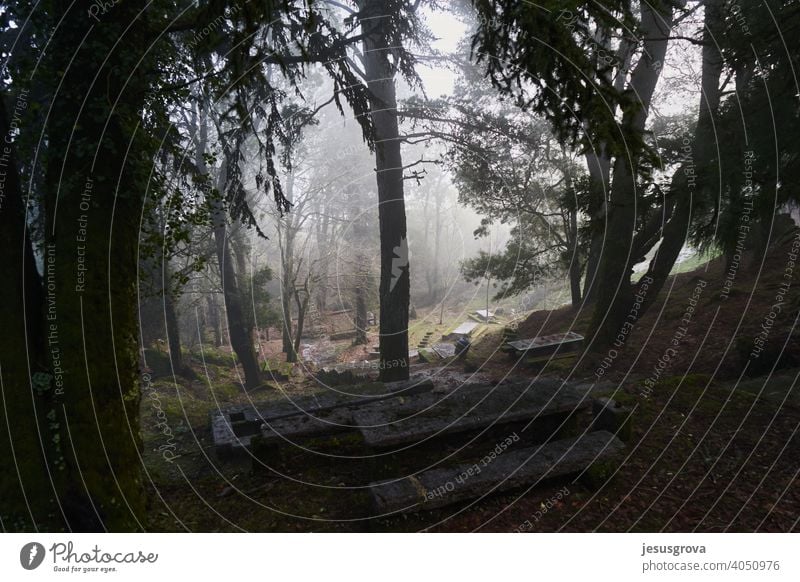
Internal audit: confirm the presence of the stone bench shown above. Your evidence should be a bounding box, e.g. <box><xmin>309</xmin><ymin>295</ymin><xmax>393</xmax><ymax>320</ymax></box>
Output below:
<box><xmin>443</xmin><ymin>321</ymin><xmax>479</xmax><ymax>341</ymax></box>
<box><xmin>369</xmin><ymin>430</ymin><xmax>626</xmax><ymax>514</ymax></box>
<box><xmin>505</xmin><ymin>332</ymin><xmax>584</xmax><ymax>359</ymax></box>
<box><xmin>353</xmin><ymin>379</ymin><xmax>592</xmax><ymax>449</ymax></box>
<box><xmin>212</xmin><ymin>378</ymin><xmax>434</xmax><ymax>457</ymax></box>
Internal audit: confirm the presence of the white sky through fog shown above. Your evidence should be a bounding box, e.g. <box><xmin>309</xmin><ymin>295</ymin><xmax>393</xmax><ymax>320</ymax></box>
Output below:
<box><xmin>413</xmin><ymin>5</ymin><xmax>702</xmax><ymax>119</ymax></box>
<box><xmin>415</xmin><ymin>7</ymin><xmax>468</xmax><ymax>98</ymax></box>
<box><xmin>404</xmin><ymin>5</ymin><xmax>706</xmax><ymax>272</ymax></box>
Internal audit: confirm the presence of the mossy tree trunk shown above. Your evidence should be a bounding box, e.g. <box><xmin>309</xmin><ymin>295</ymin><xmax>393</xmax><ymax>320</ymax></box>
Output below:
<box><xmin>38</xmin><ymin>1</ymin><xmax>152</xmax><ymax>531</ymax></box>
<box><xmin>0</xmin><ymin>90</ymin><xmax>54</xmax><ymax>531</ymax></box>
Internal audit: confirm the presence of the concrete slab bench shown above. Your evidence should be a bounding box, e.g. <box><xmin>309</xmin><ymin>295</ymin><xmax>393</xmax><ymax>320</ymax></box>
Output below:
<box><xmin>212</xmin><ymin>378</ymin><xmax>434</xmax><ymax>456</ymax></box>
<box><xmin>353</xmin><ymin>380</ymin><xmax>592</xmax><ymax>449</ymax></box>
<box><xmin>368</xmin><ymin>430</ymin><xmax>625</xmax><ymax>514</ymax></box>
<box><xmin>443</xmin><ymin>321</ymin><xmax>479</xmax><ymax>341</ymax></box>
<box><xmin>505</xmin><ymin>332</ymin><xmax>584</xmax><ymax>358</ymax></box>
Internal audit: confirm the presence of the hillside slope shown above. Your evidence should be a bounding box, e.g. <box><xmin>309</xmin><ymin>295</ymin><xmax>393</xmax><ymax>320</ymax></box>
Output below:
<box><xmin>507</xmin><ymin>227</ymin><xmax>800</xmax><ymax>384</ymax></box>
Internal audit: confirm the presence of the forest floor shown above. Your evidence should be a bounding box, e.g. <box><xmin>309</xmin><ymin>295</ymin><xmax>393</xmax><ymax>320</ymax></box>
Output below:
<box><xmin>141</xmin><ymin>231</ymin><xmax>800</xmax><ymax>532</ymax></box>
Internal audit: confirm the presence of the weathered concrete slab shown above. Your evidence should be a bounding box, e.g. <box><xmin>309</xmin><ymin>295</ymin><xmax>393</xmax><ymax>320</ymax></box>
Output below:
<box><xmin>591</xmin><ymin>397</ymin><xmax>633</xmax><ymax>442</ymax></box>
<box><xmin>258</xmin><ymin>406</ymin><xmax>356</xmax><ymax>446</ymax></box>
<box><xmin>444</xmin><ymin>321</ymin><xmax>479</xmax><ymax>341</ymax></box>
<box><xmin>369</xmin><ymin>431</ymin><xmax>625</xmax><ymax>514</ymax></box>
<box><xmin>212</xmin><ymin>378</ymin><xmax>435</xmax><ymax>455</ymax></box>
<box><xmin>354</xmin><ymin>380</ymin><xmax>590</xmax><ymax>448</ymax></box>
<box><xmin>507</xmin><ymin>332</ymin><xmax>584</xmax><ymax>357</ymax></box>
<box><xmin>474</xmin><ymin>309</ymin><xmax>495</xmax><ymax>321</ymax></box>
<box><xmin>431</xmin><ymin>343</ymin><xmax>457</xmax><ymax>359</ymax></box>
<box><xmin>259</xmin><ymin>378</ymin><xmax>450</xmax><ymax>446</ymax></box>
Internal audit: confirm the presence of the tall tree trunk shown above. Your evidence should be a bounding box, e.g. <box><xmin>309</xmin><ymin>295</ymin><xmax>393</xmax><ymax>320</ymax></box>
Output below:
<box><xmin>354</xmin><ymin>253</ymin><xmax>369</xmax><ymax>345</ymax></box>
<box><xmin>582</xmin><ymin>157</ymin><xmax>609</xmax><ymax>305</ymax></box>
<box><xmin>281</xmin><ymin>286</ymin><xmax>296</xmax><ymax>361</ymax></box>
<box><xmin>280</xmin><ymin>222</ymin><xmax>298</xmax><ymax>362</ymax></box>
<box><xmin>36</xmin><ymin>1</ymin><xmax>152</xmax><ymax>530</ymax></box>
<box><xmin>582</xmin><ymin>116</ymin><xmax>612</xmax><ymax>306</ymax></box>
<box><xmin>0</xmin><ymin>90</ymin><xmax>55</xmax><ymax>530</ymax></box>
<box><xmin>359</xmin><ymin>0</ymin><xmax>410</xmax><ymax>381</ymax></box>
<box><xmin>207</xmin><ymin>294</ymin><xmax>222</xmax><ymax>347</ymax></box>
<box><xmin>432</xmin><ymin>191</ymin><xmax>443</xmax><ymax>302</ymax></box>
<box><xmin>230</xmin><ymin>224</ymin><xmax>256</xmax><ymax>345</ymax></box>
<box><xmin>163</xmin><ymin>272</ymin><xmax>185</xmax><ymax>376</ymax></box>
<box><xmin>279</xmin><ymin>175</ymin><xmax>298</xmax><ymax>361</ymax></box>
<box><xmin>143</xmin><ymin>248</ymin><xmax>186</xmax><ymax>376</ymax></box>
<box><xmin>211</xmin><ymin>197</ymin><xmax>262</xmax><ymax>388</ymax></box>
<box><xmin>582</xmin><ymin>29</ymin><xmax>636</xmax><ymax>304</ymax></box>
<box><xmin>292</xmin><ymin>279</ymin><xmax>310</xmax><ymax>360</ymax></box>
<box><xmin>315</xmin><ymin>207</ymin><xmax>331</xmax><ymax>312</ymax></box>
<box><xmin>231</xmin><ymin>224</ymin><xmax>250</xmax><ymax>283</ymax></box>
<box><xmin>568</xmin><ymin>208</ymin><xmax>583</xmax><ymax>308</ymax></box>
<box><xmin>560</xmin><ymin>148</ymin><xmax>582</xmax><ymax>308</ymax></box>
<box><xmin>422</xmin><ymin>189</ymin><xmax>434</xmax><ymax>302</ymax></box>
<box><xmin>586</xmin><ymin>0</ymin><xmax>675</xmax><ymax>356</ymax></box>
<box><xmin>641</xmin><ymin>0</ymin><xmax>724</xmax><ymax>307</ymax></box>
<box><xmin>195</xmin><ymin>113</ymin><xmax>261</xmax><ymax>389</ymax></box>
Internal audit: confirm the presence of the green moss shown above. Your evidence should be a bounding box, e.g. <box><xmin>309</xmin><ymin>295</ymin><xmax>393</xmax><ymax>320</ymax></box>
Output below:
<box><xmin>302</xmin><ymin>431</ymin><xmax>366</xmax><ymax>450</ymax></box>
<box><xmin>611</xmin><ymin>391</ymin><xmax>638</xmax><ymax>407</ymax></box>
<box><xmin>143</xmin><ymin>348</ymin><xmax>172</xmax><ymax>377</ymax></box>
<box><xmin>192</xmin><ymin>347</ymin><xmax>238</xmax><ymax>367</ymax></box>
<box><xmin>542</xmin><ymin>357</ymin><xmax>579</xmax><ymax>374</ymax></box>
<box><xmin>581</xmin><ymin>458</ymin><xmax>620</xmax><ymax>490</ymax></box>
<box><xmin>655</xmin><ymin>373</ymin><xmax>712</xmax><ymax>393</ymax></box>
<box><xmin>213</xmin><ymin>382</ymin><xmax>243</xmax><ymax>400</ymax></box>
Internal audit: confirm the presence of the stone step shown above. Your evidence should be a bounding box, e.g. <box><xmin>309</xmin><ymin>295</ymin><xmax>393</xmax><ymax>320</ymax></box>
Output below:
<box><xmin>369</xmin><ymin>430</ymin><xmax>625</xmax><ymax>514</ymax></box>
<box><xmin>353</xmin><ymin>379</ymin><xmax>590</xmax><ymax>449</ymax></box>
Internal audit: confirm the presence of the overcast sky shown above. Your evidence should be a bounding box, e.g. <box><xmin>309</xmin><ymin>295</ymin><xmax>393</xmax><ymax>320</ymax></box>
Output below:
<box><xmin>416</xmin><ymin>7</ymin><xmax>469</xmax><ymax>98</ymax></box>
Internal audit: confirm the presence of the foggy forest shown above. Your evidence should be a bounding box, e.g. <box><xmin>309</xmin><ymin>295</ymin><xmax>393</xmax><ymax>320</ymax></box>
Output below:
<box><xmin>1</xmin><ymin>0</ymin><xmax>798</xmax><ymax>534</ymax></box>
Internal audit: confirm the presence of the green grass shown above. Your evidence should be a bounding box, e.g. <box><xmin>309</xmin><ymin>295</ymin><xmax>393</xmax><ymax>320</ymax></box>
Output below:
<box><xmin>670</xmin><ymin>248</ymin><xmax>720</xmax><ymax>274</ymax></box>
